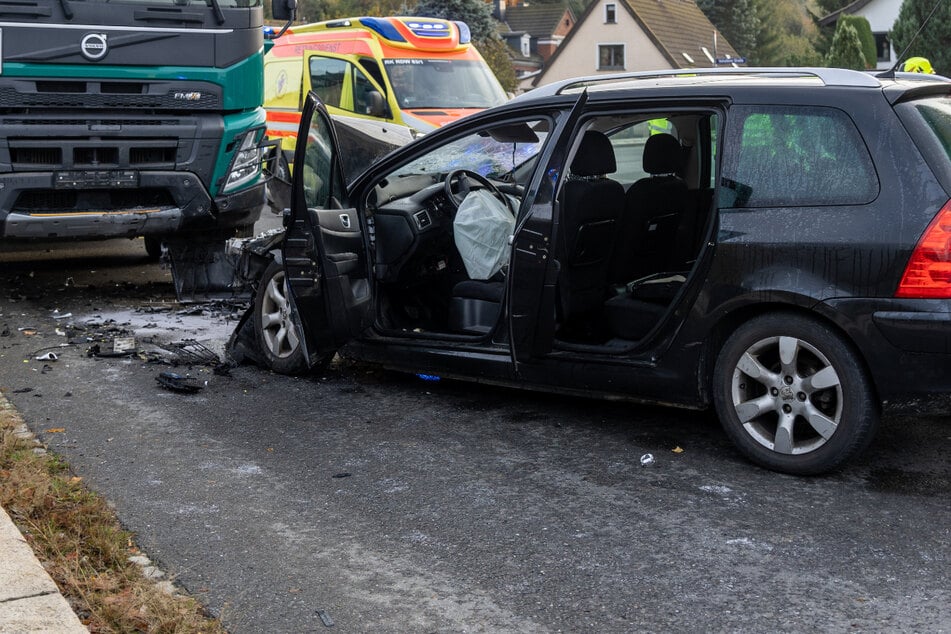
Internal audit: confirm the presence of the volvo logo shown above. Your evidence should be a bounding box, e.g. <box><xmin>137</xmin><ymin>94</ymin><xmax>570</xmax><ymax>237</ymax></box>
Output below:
<box><xmin>80</xmin><ymin>33</ymin><xmax>108</xmax><ymax>61</ymax></box>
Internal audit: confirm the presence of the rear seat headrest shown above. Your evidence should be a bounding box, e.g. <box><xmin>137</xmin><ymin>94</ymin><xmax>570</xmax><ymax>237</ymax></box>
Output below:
<box><xmin>643</xmin><ymin>133</ymin><xmax>683</xmax><ymax>176</ymax></box>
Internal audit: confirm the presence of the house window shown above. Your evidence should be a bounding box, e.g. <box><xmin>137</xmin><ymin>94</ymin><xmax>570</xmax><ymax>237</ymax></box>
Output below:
<box><xmin>874</xmin><ymin>32</ymin><xmax>891</xmax><ymax>62</ymax></box>
<box><xmin>598</xmin><ymin>44</ymin><xmax>624</xmax><ymax>70</ymax></box>
<box><xmin>604</xmin><ymin>3</ymin><xmax>617</xmax><ymax>24</ymax></box>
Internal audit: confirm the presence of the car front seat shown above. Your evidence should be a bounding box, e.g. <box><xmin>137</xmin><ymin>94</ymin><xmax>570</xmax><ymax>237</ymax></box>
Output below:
<box><xmin>558</xmin><ymin>130</ymin><xmax>625</xmax><ymax>323</ymax></box>
<box><xmin>612</xmin><ymin>132</ymin><xmax>689</xmax><ymax>283</ymax></box>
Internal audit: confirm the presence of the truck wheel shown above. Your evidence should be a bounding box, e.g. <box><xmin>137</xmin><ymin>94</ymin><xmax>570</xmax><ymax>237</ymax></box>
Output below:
<box><xmin>712</xmin><ymin>313</ymin><xmax>878</xmax><ymax>475</ymax></box>
<box><xmin>254</xmin><ymin>261</ymin><xmax>307</xmax><ymax>374</ymax></box>
<box><xmin>144</xmin><ymin>236</ymin><xmax>163</xmax><ymax>261</ymax></box>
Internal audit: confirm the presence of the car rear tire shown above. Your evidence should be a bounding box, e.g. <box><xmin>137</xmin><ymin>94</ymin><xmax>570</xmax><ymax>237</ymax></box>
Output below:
<box><xmin>712</xmin><ymin>313</ymin><xmax>878</xmax><ymax>475</ymax></box>
<box><xmin>254</xmin><ymin>261</ymin><xmax>307</xmax><ymax>374</ymax></box>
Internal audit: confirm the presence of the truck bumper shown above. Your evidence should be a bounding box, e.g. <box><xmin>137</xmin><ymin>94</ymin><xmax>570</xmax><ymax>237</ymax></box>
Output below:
<box><xmin>0</xmin><ymin>170</ymin><xmax>264</xmax><ymax>240</ymax></box>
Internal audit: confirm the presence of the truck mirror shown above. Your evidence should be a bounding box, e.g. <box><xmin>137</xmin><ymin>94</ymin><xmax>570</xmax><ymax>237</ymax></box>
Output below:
<box><xmin>271</xmin><ymin>0</ymin><xmax>296</xmax><ymax>22</ymax></box>
<box><xmin>367</xmin><ymin>90</ymin><xmax>387</xmax><ymax>118</ymax></box>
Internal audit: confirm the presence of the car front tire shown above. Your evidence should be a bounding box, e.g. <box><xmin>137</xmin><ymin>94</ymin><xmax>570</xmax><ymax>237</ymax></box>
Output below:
<box><xmin>254</xmin><ymin>261</ymin><xmax>307</xmax><ymax>375</ymax></box>
<box><xmin>713</xmin><ymin>313</ymin><xmax>879</xmax><ymax>475</ymax></box>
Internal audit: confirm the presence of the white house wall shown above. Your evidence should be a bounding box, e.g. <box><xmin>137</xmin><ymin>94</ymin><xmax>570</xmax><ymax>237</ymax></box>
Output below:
<box><xmin>538</xmin><ymin>0</ymin><xmax>672</xmax><ymax>86</ymax></box>
<box><xmin>850</xmin><ymin>0</ymin><xmax>901</xmax><ymax>69</ymax></box>
<box><xmin>855</xmin><ymin>0</ymin><xmax>900</xmax><ymax>32</ymax></box>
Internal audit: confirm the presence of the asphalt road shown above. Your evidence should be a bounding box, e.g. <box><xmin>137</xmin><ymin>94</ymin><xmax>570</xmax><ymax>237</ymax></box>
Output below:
<box><xmin>1</xmin><ymin>237</ymin><xmax>949</xmax><ymax>632</ymax></box>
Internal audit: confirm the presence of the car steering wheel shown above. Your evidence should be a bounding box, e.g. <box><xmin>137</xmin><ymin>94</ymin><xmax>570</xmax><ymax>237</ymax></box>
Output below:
<box><xmin>444</xmin><ymin>169</ymin><xmax>512</xmax><ymax>213</ymax></box>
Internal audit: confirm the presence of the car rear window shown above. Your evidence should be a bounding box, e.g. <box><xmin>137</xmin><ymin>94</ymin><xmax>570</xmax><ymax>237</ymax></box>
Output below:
<box><xmin>719</xmin><ymin>105</ymin><xmax>879</xmax><ymax>208</ymax></box>
<box><xmin>895</xmin><ymin>95</ymin><xmax>951</xmax><ymax>194</ymax></box>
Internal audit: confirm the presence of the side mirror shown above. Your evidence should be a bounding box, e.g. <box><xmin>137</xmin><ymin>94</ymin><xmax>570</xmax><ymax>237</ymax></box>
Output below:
<box><xmin>271</xmin><ymin>0</ymin><xmax>296</xmax><ymax>22</ymax></box>
<box><xmin>366</xmin><ymin>90</ymin><xmax>387</xmax><ymax>118</ymax></box>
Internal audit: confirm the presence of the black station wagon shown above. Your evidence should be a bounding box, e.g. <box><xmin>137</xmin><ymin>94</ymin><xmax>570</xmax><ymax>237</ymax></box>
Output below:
<box><xmin>231</xmin><ymin>68</ymin><xmax>951</xmax><ymax>475</ymax></box>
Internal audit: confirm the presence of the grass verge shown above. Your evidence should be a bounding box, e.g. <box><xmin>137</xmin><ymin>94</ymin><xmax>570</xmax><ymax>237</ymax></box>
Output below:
<box><xmin>0</xmin><ymin>394</ymin><xmax>227</xmax><ymax>633</ymax></box>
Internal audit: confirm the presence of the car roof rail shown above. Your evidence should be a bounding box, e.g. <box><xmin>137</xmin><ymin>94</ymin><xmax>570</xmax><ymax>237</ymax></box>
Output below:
<box><xmin>537</xmin><ymin>67</ymin><xmax>885</xmax><ymax>96</ymax></box>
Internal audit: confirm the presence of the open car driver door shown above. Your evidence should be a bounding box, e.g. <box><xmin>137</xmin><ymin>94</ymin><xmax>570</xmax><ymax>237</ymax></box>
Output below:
<box><xmin>283</xmin><ymin>91</ymin><xmax>372</xmax><ymax>367</ymax></box>
<box><xmin>509</xmin><ymin>91</ymin><xmax>587</xmax><ymax>369</ymax></box>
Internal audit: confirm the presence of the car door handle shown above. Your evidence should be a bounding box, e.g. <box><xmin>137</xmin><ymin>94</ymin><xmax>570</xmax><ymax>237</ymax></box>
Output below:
<box><xmin>339</xmin><ymin>214</ymin><xmax>351</xmax><ymax>229</ymax></box>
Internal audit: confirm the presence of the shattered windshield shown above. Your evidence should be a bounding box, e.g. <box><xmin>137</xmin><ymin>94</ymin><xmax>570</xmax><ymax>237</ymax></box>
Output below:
<box><xmin>390</xmin><ymin>119</ymin><xmax>550</xmax><ymax>181</ymax></box>
<box><xmin>382</xmin><ymin>59</ymin><xmax>507</xmax><ymax>109</ymax></box>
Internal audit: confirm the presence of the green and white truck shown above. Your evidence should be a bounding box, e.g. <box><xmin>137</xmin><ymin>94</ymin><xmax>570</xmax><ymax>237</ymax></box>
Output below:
<box><xmin>0</xmin><ymin>0</ymin><xmax>294</xmax><ymax>297</ymax></box>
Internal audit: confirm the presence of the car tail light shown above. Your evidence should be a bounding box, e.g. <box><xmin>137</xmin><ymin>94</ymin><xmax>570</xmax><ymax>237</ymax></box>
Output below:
<box><xmin>896</xmin><ymin>199</ymin><xmax>951</xmax><ymax>298</ymax></box>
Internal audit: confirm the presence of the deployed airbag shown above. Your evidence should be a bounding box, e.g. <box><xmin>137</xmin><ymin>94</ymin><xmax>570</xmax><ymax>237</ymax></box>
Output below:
<box><xmin>453</xmin><ymin>189</ymin><xmax>515</xmax><ymax>280</ymax></box>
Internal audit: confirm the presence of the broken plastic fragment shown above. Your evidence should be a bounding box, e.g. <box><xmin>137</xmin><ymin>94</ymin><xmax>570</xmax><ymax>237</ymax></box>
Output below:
<box><xmin>640</xmin><ymin>453</ymin><xmax>655</xmax><ymax>467</ymax></box>
<box><xmin>316</xmin><ymin>610</ymin><xmax>334</xmax><ymax>627</ymax></box>
<box><xmin>35</xmin><ymin>352</ymin><xmax>58</xmax><ymax>361</ymax></box>
<box><xmin>416</xmin><ymin>374</ymin><xmax>441</xmax><ymax>382</ymax></box>
<box><xmin>156</xmin><ymin>372</ymin><xmax>205</xmax><ymax>394</ymax></box>
<box><xmin>87</xmin><ymin>341</ymin><xmax>137</xmax><ymax>358</ymax></box>
<box><xmin>113</xmin><ymin>337</ymin><xmax>136</xmax><ymax>353</ymax></box>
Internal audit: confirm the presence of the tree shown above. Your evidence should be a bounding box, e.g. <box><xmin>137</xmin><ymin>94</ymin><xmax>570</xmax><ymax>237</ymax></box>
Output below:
<box><xmin>826</xmin><ymin>21</ymin><xmax>867</xmax><ymax>70</ymax></box>
<box><xmin>413</xmin><ymin>0</ymin><xmax>497</xmax><ymax>41</ymax></box>
<box><xmin>696</xmin><ymin>0</ymin><xmax>761</xmax><ymax>58</ymax></box>
<box><xmin>413</xmin><ymin>0</ymin><xmax>516</xmax><ymax>92</ymax></box>
<box><xmin>891</xmin><ymin>0</ymin><xmax>951</xmax><ymax>75</ymax></box>
<box><xmin>476</xmin><ymin>37</ymin><xmax>518</xmax><ymax>93</ymax></box>
<box><xmin>838</xmin><ymin>14</ymin><xmax>876</xmax><ymax>68</ymax></box>
<box><xmin>814</xmin><ymin>0</ymin><xmax>853</xmax><ymax>16</ymax></box>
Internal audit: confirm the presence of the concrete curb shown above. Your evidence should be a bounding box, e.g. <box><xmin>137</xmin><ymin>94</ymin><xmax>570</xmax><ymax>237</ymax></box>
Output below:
<box><xmin>0</xmin><ymin>505</ymin><xmax>87</xmax><ymax>633</ymax></box>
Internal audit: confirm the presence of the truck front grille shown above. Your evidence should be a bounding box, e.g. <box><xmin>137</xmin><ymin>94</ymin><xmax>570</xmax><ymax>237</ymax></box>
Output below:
<box><xmin>13</xmin><ymin>188</ymin><xmax>175</xmax><ymax>213</ymax></box>
<box><xmin>10</xmin><ymin>148</ymin><xmax>62</xmax><ymax>166</ymax></box>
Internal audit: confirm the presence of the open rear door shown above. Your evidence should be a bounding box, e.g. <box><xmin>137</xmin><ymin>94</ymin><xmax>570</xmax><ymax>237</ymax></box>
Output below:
<box><xmin>283</xmin><ymin>92</ymin><xmax>373</xmax><ymax>366</ymax></box>
<box><xmin>509</xmin><ymin>91</ymin><xmax>588</xmax><ymax>368</ymax></box>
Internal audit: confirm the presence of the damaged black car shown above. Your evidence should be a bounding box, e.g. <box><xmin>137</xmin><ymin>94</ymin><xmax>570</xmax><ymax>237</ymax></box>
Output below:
<box><xmin>230</xmin><ymin>68</ymin><xmax>951</xmax><ymax>475</ymax></box>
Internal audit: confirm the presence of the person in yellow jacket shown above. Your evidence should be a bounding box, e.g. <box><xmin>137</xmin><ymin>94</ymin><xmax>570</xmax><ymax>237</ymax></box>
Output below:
<box><xmin>903</xmin><ymin>57</ymin><xmax>936</xmax><ymax>74</ymax></box>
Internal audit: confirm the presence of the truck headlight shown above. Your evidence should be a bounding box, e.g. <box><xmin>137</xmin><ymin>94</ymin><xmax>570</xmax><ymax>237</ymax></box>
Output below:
<box><xmin>223</xmin><ymin>130</ymin><xmax>263</xmax><ymax>193</ymax></box>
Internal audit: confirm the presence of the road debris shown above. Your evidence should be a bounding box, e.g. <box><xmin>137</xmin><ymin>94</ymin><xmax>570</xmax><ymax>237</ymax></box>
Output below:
<box><xmin>156</xmin><ymin>372</ymin><xmax>205</xmax><ymax>394</ymax></box>
<box><xmin>316</xmin><ymin>609</ymin><xmax>334</xmax><ymax>627</ymax></box>
<box><xmin>151</xmin><ymin>339</ymin><xmax>220</xmax><ymax>366</ymax></box>
<box><xmin>87</xmin><ymin>341</ymin><xmax>139</xmax><ymax>358</ymax></box>
<box><xmin>35</xmin><ymin>352</ymin><xmax>59</xmax><ymax>361</ymax></box>
<box><xmin>640</xmin><ymin>453</ymin><xmax>655</xmax><ymax>467</ymax></box>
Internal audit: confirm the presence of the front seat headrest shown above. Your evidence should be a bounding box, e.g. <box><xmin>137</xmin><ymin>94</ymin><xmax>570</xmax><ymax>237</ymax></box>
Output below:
<box><xmin>571</xmin><ymin>130</ymin><xmax>617</xmax><ymax>176</ymax></box>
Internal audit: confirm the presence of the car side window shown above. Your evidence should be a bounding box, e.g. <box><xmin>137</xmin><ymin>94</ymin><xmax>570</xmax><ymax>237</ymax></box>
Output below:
<box><xmin>301</xmin><ymin>112</ymin><xmax>345</xmax><ymax>210</ymax></box>
<box><xmin>309</xmin><ymin>56</ymin><xmax>379</xmax><ymax>116</ymax></box>
<box><xmin>309</xmin><ymin>57</ymin><xmax>347</xmax><ymax>109</ymax></box>
<box><xmin>720</xmin><ymin>106</ymin><xmax>879</xmax><ymax>208</ymax></box>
